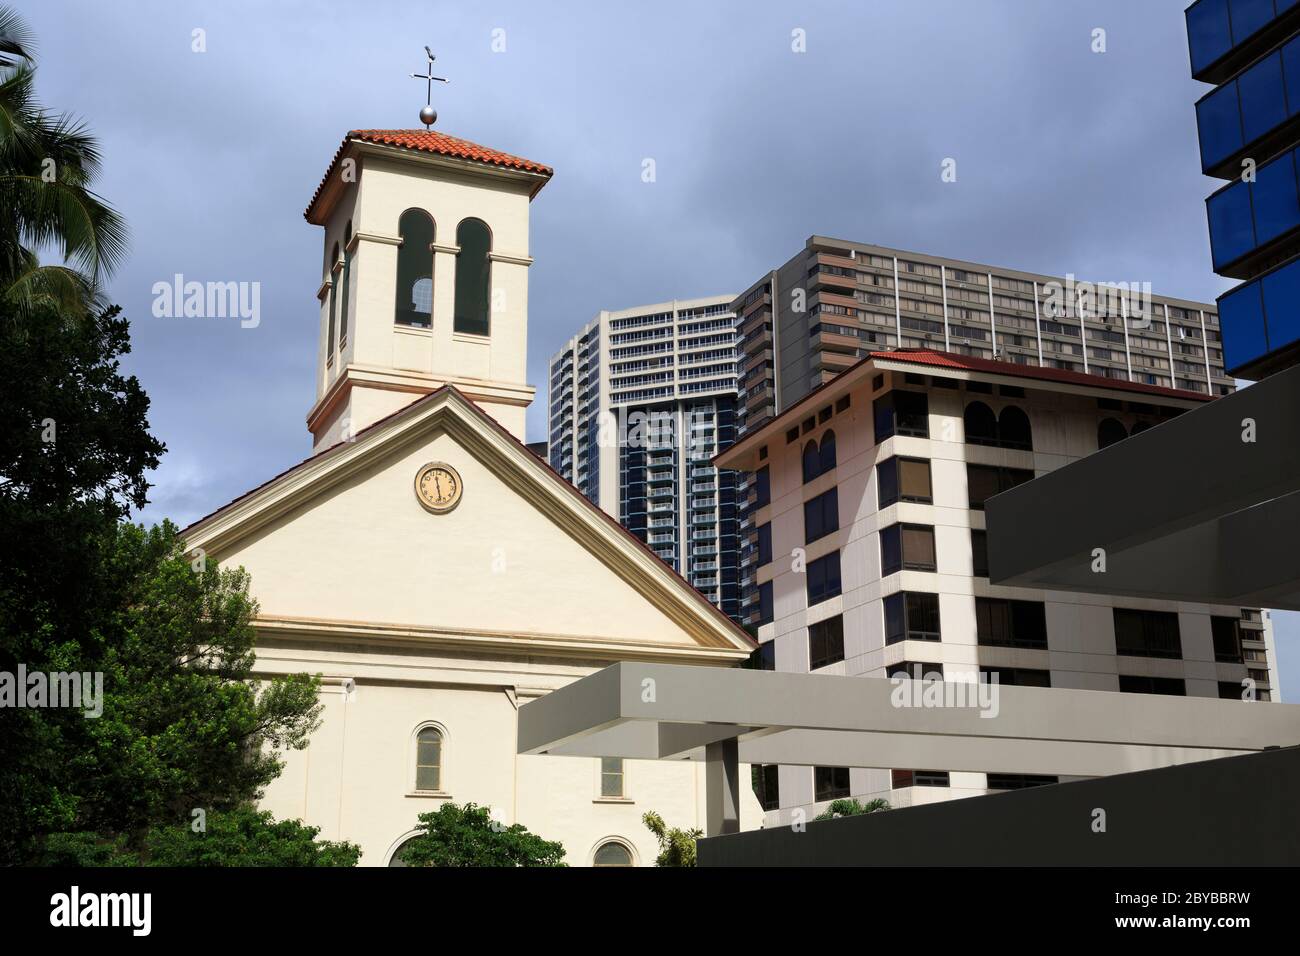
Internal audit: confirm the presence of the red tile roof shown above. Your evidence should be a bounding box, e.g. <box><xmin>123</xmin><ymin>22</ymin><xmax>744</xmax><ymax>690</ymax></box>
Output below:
<box><xmin>715</xmin><ymin>347</ymin><xmax>1215</xmax><ymax>465</ymax></box>
<box><xmin>306</xmin><ymin>129</ymin><xmax>553</xmax><ymax>220</ymax></box>
<box><xmin>881</xmin><ymin>349</ymin><xmax>1215</xmax><ymax>402</ymax></box>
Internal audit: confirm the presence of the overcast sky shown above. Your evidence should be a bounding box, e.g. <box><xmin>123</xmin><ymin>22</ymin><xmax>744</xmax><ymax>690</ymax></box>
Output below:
<box><xmin>25</xmin><ymin>0</ymin><xmax>1296</xmax><ymax>700</ymax></box>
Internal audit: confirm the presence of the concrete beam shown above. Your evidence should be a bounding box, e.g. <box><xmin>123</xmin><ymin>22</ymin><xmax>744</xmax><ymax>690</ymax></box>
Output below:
<box><xmin>986</xmin><ymin>363</ymin><xmax>1300</xmax><ymax>607</ymax></box>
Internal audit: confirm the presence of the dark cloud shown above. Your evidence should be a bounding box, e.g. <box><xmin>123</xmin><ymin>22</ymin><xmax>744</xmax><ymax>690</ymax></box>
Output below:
<box><xmin>25</xmin><ymin>0</ymin><xmax>1295</xmax><ymax>699</ymax></box>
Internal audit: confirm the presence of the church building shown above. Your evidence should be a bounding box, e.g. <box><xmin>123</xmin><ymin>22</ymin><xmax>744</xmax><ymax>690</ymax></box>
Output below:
<box><xmin>182</xmin><ymin>127</ymin><xmax>761</xmax><ymax>865</ymax></box>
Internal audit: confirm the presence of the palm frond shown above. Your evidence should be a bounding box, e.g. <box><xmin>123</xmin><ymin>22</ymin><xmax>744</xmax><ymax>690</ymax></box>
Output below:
<box><xmin>0</xmin><ymin>173</ymin><xmax>128</xmax><ymax>278</ymax></box>
<box><xmin>1</xmin><ymin>259</ymin><xmax>105</xmax><ymax>323</ymax></box>
<box><xmin>0</xmin><ymin>6</ymin><xmax>35</xmax><ymax>72</ymax></box>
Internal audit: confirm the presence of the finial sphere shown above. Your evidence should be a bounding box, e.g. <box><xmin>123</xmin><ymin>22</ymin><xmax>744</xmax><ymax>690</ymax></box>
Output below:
<box><xmin>419</xmin><ymin>105</ymin><xmax>437</xmax><ymax>127</ymax></box>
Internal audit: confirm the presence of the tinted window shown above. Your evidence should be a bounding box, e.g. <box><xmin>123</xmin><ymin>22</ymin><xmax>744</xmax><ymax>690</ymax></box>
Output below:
<box><xmin>976</xmin><ymin>598</ymin><xmax>1048</xmax><ymax>649</ymax></box>
<box><xmin>1114</xmin><ymin>608</ymin><xmax>1183</xmax><ymax>659</ymax></box>
<box><xmin>809</xmin><ymin>615</ymin><xmax>845</xmax><ymax>670</ymax></box>
<box><xmin>804</xmin><ymin>488</ymin><xmax>839</xmax><ymax>543</ymax></box>
<box><xmin>806</xmin><ymin>551</ymin><xmax>842</xmax><ymax>605</ymax></box>
<box><xmin>755</xmin><ymin>466</ymin><xmax>771</xmax><ymax>508</ymax></box>
<box><xmin>884</xmin><ymin>591</ymin><xmax>942</xmax><ymax>644</ymax></box>
<box><xmin>971</xmin><ymin>529</ymin><xmax>989</xmax><ymax>577</ymax></box>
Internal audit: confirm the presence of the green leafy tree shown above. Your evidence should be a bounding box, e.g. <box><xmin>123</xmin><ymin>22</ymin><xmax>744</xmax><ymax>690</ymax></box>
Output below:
<box><xmin>69</xmin><ymin>521</ymin><xmax>324</xmax><ymax>834</ymax></box>
<box><xmin>642</xmin><ymin>810</ymin><xmax>701</xmax><ymax>867</ymax></box>
<box><xmin>395</xmin><ymin>803</ymin><xmax>567</xmax><ymax>867</ymax></box>
<box><xmin>815</xmin><ymin>797</ymin><xmax>891</xmax><ymax>821</ymax></box>
<box><xmin>0</xmin><ymin>300</ymin><xmax>166</xmax><ymax>861</ymax></box>
<box><xmin>37</xmin><ymin>809</ymin><xmax>359</xmax><ymax>867</ymax></box>
<box><xmin>10</xmin><ymin>521</ymin><xmax>325</xmax><ymax>862</ymax></box>
<box><xmin>0</xmin><ymin>6</ymin><xmax>127</xmax><ymax>319</ymax></box>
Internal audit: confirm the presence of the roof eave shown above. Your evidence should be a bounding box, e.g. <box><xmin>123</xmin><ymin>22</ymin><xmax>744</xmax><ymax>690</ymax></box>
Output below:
<box><xmin>305</xmin><ymin>136</ymin><xmax>553</xmax><ymax>224</ymax></box>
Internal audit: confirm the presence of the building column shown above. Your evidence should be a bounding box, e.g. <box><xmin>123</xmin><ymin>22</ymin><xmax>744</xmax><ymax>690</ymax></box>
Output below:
<box><xmin>705</xmin><ymin>737</ymin><xmax>740</xmax><ymax>836</ymax></box>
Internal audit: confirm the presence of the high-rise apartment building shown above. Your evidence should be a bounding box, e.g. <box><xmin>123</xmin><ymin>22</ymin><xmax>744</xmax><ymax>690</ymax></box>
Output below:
<box><xmin>731</xmin><ymin>237</ymin><xmax>1239</xmax><ymax>625</ymax></box>
<box><xmin>547</xmin><ymin>296</ymin><xmax>743</xmax><ymax>619</ymax></box>
<box><xmin>732</xmin><ymin>237</ymin><xmax>1236</xmax><ymax>441</ymax></box>
<box><xmin>716</xmin><ymin>348</ymin><xmax>1279</xmax><ymax>823</ymax></box>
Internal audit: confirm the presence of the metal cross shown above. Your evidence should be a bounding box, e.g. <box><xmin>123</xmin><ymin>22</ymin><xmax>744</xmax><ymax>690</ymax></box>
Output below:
<box><xmin>411</xmin><ymin>46</ymin><xmax>449</xmax><ymax>128</ymax></box>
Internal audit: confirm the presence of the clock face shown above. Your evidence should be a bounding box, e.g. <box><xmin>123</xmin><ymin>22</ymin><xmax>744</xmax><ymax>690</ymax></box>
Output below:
<box><xmin>414</xmin><ymin>462</ymin><xmax>463</xmax><ymax>514</ymax></box>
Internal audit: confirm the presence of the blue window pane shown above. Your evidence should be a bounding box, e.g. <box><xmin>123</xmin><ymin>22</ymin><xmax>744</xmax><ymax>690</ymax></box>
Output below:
<box><xmin>1219</xmin><ymin>280</ymin><xmax>1269</xmax><ymax>369</ymax></box>
<box><xmin>1188</xmin><ymin>0</ymin><xmax>1232</xmax><ymax>73</ymax></box>
<box><xmin>1285</xmin><ymin>37</ymin><xmax>1300</xmax><ymax>119</ymax></box>
<box><xmin>1198</xmin><ymin>83</ymin><xmax>1244</xmax><ymax>168</ymax></box>
<box><xmin>1207</xmin><ymin>181</ymin><xmax>1257</xmax><ymax>268</ymax></box>
<box><xmin>1251</xmin><ymin>150</ymin><xmax>1300</xmax><ymax>243</ymax></box>
<box><xmin>1262</xmin><ymin>258</ymin><xmax>1300</xmax><ymax>350</ymax></box>
<box><xmin>1239</xmin><ymin>52</ymin><xmax>1288</xmax><ymax>141</ymax></box>
<box><xmin>1230</xmin><ymin>0</ymin><xmax>1277</xmax><ymax>41</ymax></box>
<box><xmin>1279</xmin><ymin>0</ymin><xmax>1299</xmax><ymax>11</ymax></box>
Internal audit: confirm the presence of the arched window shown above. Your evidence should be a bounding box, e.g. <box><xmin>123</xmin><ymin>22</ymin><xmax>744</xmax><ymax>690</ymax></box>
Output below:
<box><xmin>415</xmin><ymin>726</ymin><xmax>443</xmax><ymax>792</ymax></box>
<box><xmin>326</xmin><ymin>241</ymin><xmax>340</xmax><ymax>358</ymax></box>
<box><xmin>802</xmin><ymin>440</ymin><xmax>820</xmax><ymax>484</ymax></box>
<box><xmin>338</xmin><ymin>221</ymin><xmax>353</xmax><ymax>349</ymax></box>
<box><xmin>1098</xmin><ymin>418</ymin><xmax>1128</xmax><ymax>449</ymax></box>
<box><xmin>395</xmin><ymin>209</ymin><xmax>435</xmax><ymax>328</ymax></box>
<box><xmin>818</xmin><ymin>430</ymin><xmax>837</xmax><ymax>476</ymax></box>
<box><xmin>963</xmin><ymin>401</ymin><xmax>998</xmax><ymax>446</ymax></box>
<box><xmin>454</xmin><ymin>218</ymin><xmax>491</xmax><ymax>336</ymax></box>
<box><xmin>997</xmin><ymin>406</ymin><xmax>1032</xmax><ymax>451</ymax></box>
<box><xmin>592</xmin><ymin>841</ymin><xmax>634</xmax><ymax>867</ymax></box>
<box><xmin>388</xmin><ymin>836</ymin><xmax>420</xmax><ymax>867</ymax></box>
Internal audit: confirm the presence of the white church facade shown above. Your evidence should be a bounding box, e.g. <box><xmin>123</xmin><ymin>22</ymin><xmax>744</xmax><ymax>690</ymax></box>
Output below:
<box><xmin>182</xmin><ymin>128</ymin><xmax>762</xmax><ymax>866</ymax></box>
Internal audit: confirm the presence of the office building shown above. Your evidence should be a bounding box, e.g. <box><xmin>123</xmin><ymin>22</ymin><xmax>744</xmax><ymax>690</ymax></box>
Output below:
<box><xmin>1190</xmin><ymin>0</ymin><xmax>1300</xmax><ymax>378</ymax></box>
<box><xmin>547</xmin><ymin>297</ymin><xmax>743</xmax><ymax>619</ymax></box>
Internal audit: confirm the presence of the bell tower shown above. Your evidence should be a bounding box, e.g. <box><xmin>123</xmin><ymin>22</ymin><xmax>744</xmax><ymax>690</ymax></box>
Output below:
<box><xmin>303</xmin><ymin>116</ymin><xmax>551</xmax><ymax>450</ymax></box>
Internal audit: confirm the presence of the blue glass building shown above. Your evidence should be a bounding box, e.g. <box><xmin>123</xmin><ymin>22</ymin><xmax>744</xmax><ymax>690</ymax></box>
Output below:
<box><xmin>1190</xmin><ymin>0</ymin><xmax>1300</xmax><ymax>376</ymax></box>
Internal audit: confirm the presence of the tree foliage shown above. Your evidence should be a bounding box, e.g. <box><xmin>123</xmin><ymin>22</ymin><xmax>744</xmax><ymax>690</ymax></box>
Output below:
<box><xmin>642</xmin><ymin>810</ymin><xmax>701</xmax><ymax>867</ymax></box>
<box><xmin>0</xmin><ymin>5</ymin><xmax>127</xmax><ymax>320</ymax></box>
<box><xmin>395</xmin><ymin>803</ymin><xmax>568</xmax><ymax>867</ymax></box>
<box><xmin>37</xmin><ymin>809</ymin><xmax>359</xmax><ymax>867</ymax></box>
<box><xmin>4</xmin><ymin>521</ymin><xmax>325</xmax><ymax>862</ymax></box>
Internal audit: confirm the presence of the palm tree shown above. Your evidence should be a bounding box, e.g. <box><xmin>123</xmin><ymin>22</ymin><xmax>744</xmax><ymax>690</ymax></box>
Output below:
<box><xmin>815</xmin><ymin>797</ymin><xmax>891</xmax><ymax>820</ymax></box>
<box><xmin>0</xmin><ymin>5</ymin><xmax>126</xmax><ymax>319</ymax></box>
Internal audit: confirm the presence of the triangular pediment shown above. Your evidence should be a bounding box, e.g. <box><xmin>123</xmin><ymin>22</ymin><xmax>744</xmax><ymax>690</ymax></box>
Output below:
<box><xmin>184</xmin><ymin>389</ymin><xmax>754</xmax><ymax>661</ymax></box>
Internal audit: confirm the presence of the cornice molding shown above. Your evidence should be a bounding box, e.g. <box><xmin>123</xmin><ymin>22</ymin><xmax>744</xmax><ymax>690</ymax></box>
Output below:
<box><xmin>253</xmin><ymin>614</ymin><xmax>748</xmax><ymax>664</ymax></box>
<box><xmin>488</xmin><ymin>251</ymin><xmax>533</xmax><ymax>267</ymax></box>
<box><xmin>356</xmin><ymin>231</ymin><xmax>402</xmax><ymax>247</ymax></box>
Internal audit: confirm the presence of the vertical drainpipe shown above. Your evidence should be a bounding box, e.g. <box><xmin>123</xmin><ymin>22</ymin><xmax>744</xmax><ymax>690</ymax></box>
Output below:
<box><xmin>892</xmin><ymin>257</ymin><xmax>902</xmax><ymax>347</ymax></box>
<box><xmin>941</xmin><ymin>264</ymin><xmax>952</xmax><ymax>352</ymax></box>
<box><xmin>1032</xmin><ymin>280</ymin><xmax>1044</xmax><ymax>366</ymax></box>
<box><xmin>771</xmin><ymin>270</ymin><xmax>782</xmax><ymax>413</ymax></box>
<box><xmin>1078</xmin><ymin>285</ymin><xmax>1090</xmax><ymax>375</ymax></box>
<box><xmin>1163</xmin><ymin>303</ymin><xmax>1176</xmax><ymax>388</ymax></box>
<box><xmin>1198</xmin><ymin>309</ymin><xmax>1214</xmax><ymax>393</ymax></box>
<box><xmin>1120</xmin><ymin>295</ymin><xmax>1134</xmax><ymax>382</ymax></box>
<box><xmin>986</xmin><ymin>272</ymin><xmax>998</xmax><ymax>357</ymax></box>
